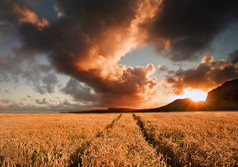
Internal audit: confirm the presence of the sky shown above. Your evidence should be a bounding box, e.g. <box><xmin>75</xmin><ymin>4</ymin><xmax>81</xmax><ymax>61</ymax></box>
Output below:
<box><xmin>0</xmin><ymin>0</ymin><xmax>238</xmax><ymax>113</ymax></box>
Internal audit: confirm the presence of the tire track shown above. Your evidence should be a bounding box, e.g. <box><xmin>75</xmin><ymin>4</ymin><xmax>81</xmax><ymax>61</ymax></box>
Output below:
<box><xmin>133</xmin><ymin>114</ymin><xmax>183</xmax><ymax>167</ymax></box>
<box><xmin>69</xmin><ymin>114</ymin><xmax>122</xmax><ymax>167</ymax></box>
<box><xmin>81</xmin><ymin>114</ymin><xmax>166</xmax><ymax>166</ymax></box>
<box><xmin>95</xmin><ymin>113</ymin><xmax>122</xmax><ymax>138</ymax></box>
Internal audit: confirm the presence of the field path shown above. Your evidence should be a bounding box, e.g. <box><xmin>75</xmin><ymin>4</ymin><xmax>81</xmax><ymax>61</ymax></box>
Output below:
<box><xmin>71</xmin><ymin>114</ymin><xmax>166</xmax><ymax>167</ymax></box>
<box><xmin>133</xmin><ymin>114</ymin><xmax>179</xmax><ymax>167</ymax></box>
<box><xmin>69</xmin><ymin>114</ymin><xmax>122</xmax><ymax>166</ymax></box>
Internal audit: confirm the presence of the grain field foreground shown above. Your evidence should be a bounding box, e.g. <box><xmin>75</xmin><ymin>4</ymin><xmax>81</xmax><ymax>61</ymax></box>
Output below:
<box><xmin>0</xmin><ymin>112</ymin><xmax>237</xmax><ymax>167</ymax></box>
<box><xmin>136</xmin><ymin>112</ymin><xmax>238</xmax><ymax>166</ymax></box>
<box><xmin>0</xmin><ymin>114</ymin><xmax>117</xmax><ymax>166</ymax></box>
<box><xmin>80</xmin><ymin>114</ymin><xmax>166</xmax><ymax>166</ymax></box>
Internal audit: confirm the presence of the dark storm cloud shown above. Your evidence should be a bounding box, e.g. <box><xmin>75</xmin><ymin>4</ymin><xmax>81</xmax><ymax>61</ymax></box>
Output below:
<box><xmin>10</xmin><ymin>0</ymin><xmax>159</xmax><ymax>107</ymax></box>
<box><xmin>25</xmin><ymin>72</ymin><xmax>58</xmax><ymax>94</ymax></box>
<box><xmin>165</xmin><ymin>55</ymin><xmax>238</xmax><ymax>94</ymax></box>
<box><xmin>1</xmin><ymin>0</ymin><xmax>238</xmax><ymax>107</ymax></box>
<box><xmin>0</xmin><ymin>0</ymin><xmax>48</xmax><ymax>28</ymax></box>
<box><xmin>0</xmin><ymin>51</ymin><xmax>58</xmax><ymax>94</ymax></box>
<box><xmin>0</xmin><ymin>22</ymin><xmax>19</xmax><ymax>48</ymax></box>
<box><xmin>42</xmin><ymin>73</ymin><xmax>58</xmax><ymax>93</ymax></box>
<box><xmin>0</xmin><ymin>0</ymin><xmax>18</xmax><ymax>20</ymax></box>
<box><xmin>0</xmin><ymin>0</ymin><xmax>57</xmax><ymax>94</ymax></box>
<box><xmin>61</xmin><ymin>78</ymin><xmax>98</xmax><ymax>103</ymax></box>
<box><xmin>148</xmin><ymin>0</ymin><xmax>238</xmax><ymax>61</ymax></box>
<box><xmin>228</xmin><ymin>49</ymin><xmax>238</xmax><ymax>64</ymax></box>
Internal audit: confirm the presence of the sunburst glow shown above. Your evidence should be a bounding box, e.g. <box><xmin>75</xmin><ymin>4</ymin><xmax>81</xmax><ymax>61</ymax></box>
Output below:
<box><xmin>179</xmin><ymin>88</ymin><xmax>207</xmax><ymax>102</ymax></box>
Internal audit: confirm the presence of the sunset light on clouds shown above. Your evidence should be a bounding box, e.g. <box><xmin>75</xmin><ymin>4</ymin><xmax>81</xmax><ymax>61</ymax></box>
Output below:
<box><xmin>1</xmin><ymin>0</ymin><xmax>238</xmax><ymax>112</ymax></box>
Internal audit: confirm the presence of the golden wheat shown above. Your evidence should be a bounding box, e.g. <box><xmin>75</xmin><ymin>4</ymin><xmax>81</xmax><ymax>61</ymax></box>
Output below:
<box><xmin>136</xmin><ymin>112</ymin><xmax>238</xmax><ymax>166</ymax></box>
<box><xmin>0</xmin><ymin>113</ymin><xmax>117</xmax><ymax>167</ymax></box>
<box><xmin>81</xmin><ymin>114</ymin><xmax>166</xmax><ymax>166</ymax></box>
<box><xmin>1</xmin><ymin>112</ymin><xmax>237</xmax><ymax>167</ymax></box>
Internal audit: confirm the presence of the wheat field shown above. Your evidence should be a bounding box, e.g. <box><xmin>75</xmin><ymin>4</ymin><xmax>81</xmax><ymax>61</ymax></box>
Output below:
<box><xmin>135</xmin><ymin>112</ymin><xmax>238</xmax><ymax>166</ymax></box>
<box><xmin>0</xmin><ymin>112</ymin><xmax>237</xmax><ymax>166</ymax></box>
<box><xmin>0</xmin><ymin>114</ymin><xmax>117</xmax><ymax>166</ymax></box>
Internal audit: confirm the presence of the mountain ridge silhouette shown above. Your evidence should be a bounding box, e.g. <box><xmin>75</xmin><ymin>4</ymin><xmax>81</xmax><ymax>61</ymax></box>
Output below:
<box><xmin>149</xmin><ymin>78</ymin><xmax>238</xmax><ymax>111</ymax></box>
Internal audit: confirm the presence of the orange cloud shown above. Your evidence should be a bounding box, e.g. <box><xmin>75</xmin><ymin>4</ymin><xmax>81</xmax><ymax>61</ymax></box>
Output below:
<box><xmin>4</xmin><ymin>0</ymin><xmax>238</xmax><ymax>109</ymax></box>
<box><xmin>165</xmin><ymin>55</ymin><xmax>238</xmax><ymax>95</ymax></box>
<box><xmin>45</xmin><ymin>0</ymin><xmax>162</xmax><ymax>108</ymax></box>
<box><xmin>12</xmin><ymin>5</ymin><xmax>48</xmax><ymax>30</ymax></box>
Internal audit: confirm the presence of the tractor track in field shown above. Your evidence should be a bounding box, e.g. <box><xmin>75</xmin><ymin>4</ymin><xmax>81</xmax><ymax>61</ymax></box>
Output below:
<box><xmin>133</xmin><ymin>114</ymin><xmax>184</xmax><ymax>167</ymax></box>
<box><xmin>79</xmin><ymin>114</ymin><xmax>167</xmax><ymax>166</ymax></box>
<box><xmin>69</xmin><ymin>114</ymin><xmax>122</xmax><ymax>167</ymax></box>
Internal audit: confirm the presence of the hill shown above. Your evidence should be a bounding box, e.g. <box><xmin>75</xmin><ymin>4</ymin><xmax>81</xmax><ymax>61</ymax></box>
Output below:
<box><xmin>144</xmin><ymin>78</ymin><xmax>238</xmax><ymax>112</ymax></box>
<box><xmin>205</xmin><ymin>79</ymin><xmax>238</xmax><ymax>110</ymax></box>
<box><xmin>152</xmin><ymin>98</ymin><xmax>207</xmax><ymax>111</ymax></box>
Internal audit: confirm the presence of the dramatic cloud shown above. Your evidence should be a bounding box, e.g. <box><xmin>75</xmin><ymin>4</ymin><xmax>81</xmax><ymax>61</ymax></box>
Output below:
<box><xmin>0</xmin><ymin>51</ymin><xmax>58</xmax><ymax>94</ymax></box>
<box><xmin>1</xmin><ymin>0</ymin><xmax>238</xmax><ymax>108</ymax></box>
<box><xmin>228</xmin><ymin>49</ymin><xmax>238</xmax><ymax>64</ymax></box>
<box><xmin>165</xmin><ymin>55</ymin><xmax>238</xmax><ymax>94</ymax></box>
<box><xmin>12</xmin><ymin>0</ymin><xmax>160</xmax><ymax>108</ymax></box>
<box><xmin>0</xmin><ymin>0</ymin><xmax>48</xmax><ymax>29</ymax></box>
<box><xmin>62</xmin><ymin>78</ymin><xmax>98</xmax><ymax>103</ymax></box>
<box><xmin>41</xmin><ymin>73</ymin><xmax>58</xmax><ymax>94</ymax></box>
<box><xmin>147</xmin><ymin>0</ymin><xmax>238</xmax><ymax>61</ymax></box>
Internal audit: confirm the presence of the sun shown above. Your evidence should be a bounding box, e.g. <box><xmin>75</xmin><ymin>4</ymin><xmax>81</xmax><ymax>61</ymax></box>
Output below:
<box><xmin>179</xmin><ymin>88</ymin><xmax>207</xmax><ymax>102</ymax></box>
